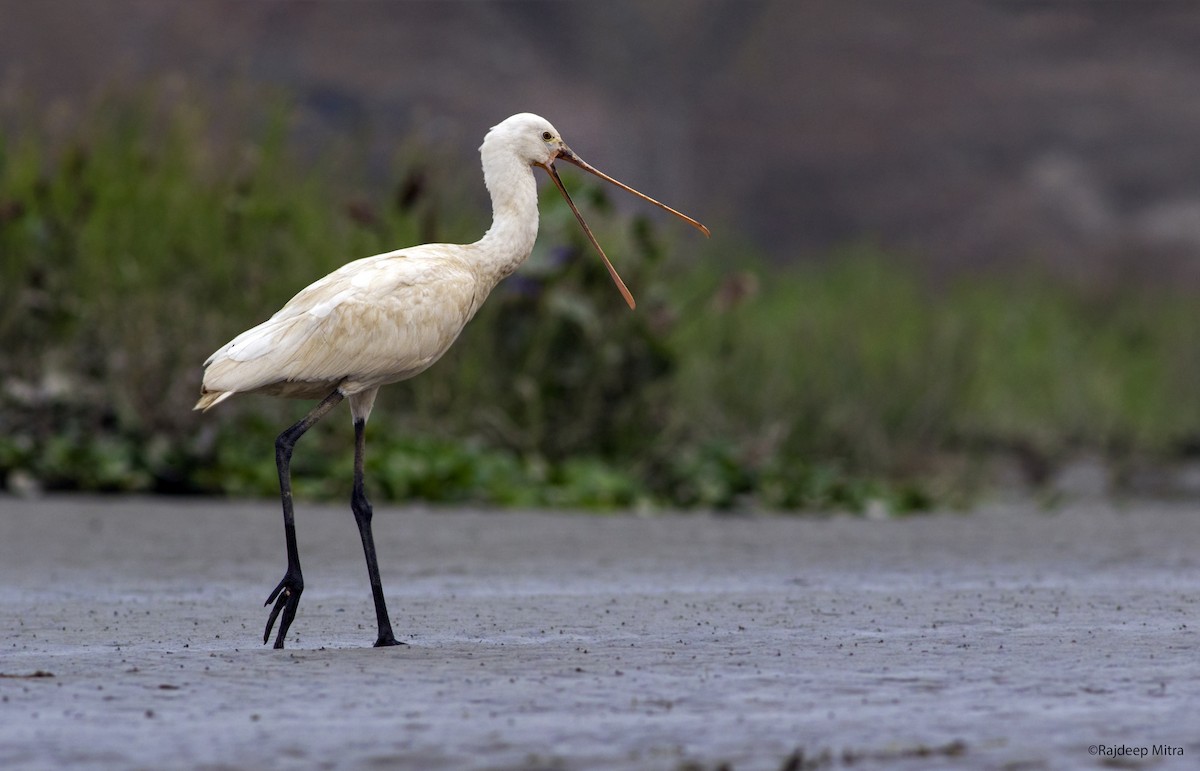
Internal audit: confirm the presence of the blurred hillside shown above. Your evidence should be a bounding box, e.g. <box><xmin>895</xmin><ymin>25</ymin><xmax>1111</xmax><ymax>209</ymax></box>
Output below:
<box><xmin>7</xmin><ymin>1</ymin><xmax>1200</xmax><ymax>507</ymax></box>
<box><xmin>4</xmin><ymin>0</ymin><xmax>1200</xmax><ymax>280</ymax></box>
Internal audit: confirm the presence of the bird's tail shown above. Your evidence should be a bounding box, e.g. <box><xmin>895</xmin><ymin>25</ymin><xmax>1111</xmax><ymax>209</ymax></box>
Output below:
<box><xmin>193</xmin><ymin>389</ymin><xmax>235</xmax><ymax>412</ymax></box>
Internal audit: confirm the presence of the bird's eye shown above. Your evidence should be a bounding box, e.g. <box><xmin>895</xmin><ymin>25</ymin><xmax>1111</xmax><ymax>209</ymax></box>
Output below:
<box><xmin>541</xmin><ymin>131</ymin><xmax>553</xmax><ymax>141</ymax></box>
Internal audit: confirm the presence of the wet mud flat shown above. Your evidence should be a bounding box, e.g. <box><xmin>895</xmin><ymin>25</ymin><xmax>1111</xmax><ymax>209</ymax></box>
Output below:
<box><xmin>1</xmin><ymin>496</ymin><xmax>1198</xmax><ymax>769</ymax></box>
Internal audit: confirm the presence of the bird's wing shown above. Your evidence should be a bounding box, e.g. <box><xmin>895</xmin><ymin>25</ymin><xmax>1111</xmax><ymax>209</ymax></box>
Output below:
<box><xmin>199</xmin><ymin>247</ymin><xmax>479</xmax><ymax>399</ymax></box>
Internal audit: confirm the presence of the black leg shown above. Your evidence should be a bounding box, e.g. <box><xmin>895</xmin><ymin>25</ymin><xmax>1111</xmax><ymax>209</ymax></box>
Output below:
<box><xmin>264</xmin><ymin>389</ymin><xmax>344</xmax><ymax>649</ymax></box>
<box><xmin>351</xmin><ymin>417</ymin><xmax>403</xmax><ymax>647</ymax></box>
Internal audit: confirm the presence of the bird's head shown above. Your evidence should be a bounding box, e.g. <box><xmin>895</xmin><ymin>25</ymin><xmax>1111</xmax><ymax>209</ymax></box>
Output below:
<box><xmin>482</xmin><ymin>112</ymin><xmax>710</xmax><ymax>309</ymax></box>
<box><xmin>483</xmin><ymin>112</ymin><xmax>567</xmax><ymax>168</ymax></box>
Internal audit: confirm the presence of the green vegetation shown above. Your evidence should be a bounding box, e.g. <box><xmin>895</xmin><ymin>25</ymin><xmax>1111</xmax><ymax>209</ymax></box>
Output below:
<box><xmin>3</xmin><ymin>89</ymin><xmax>1200</xmax><ymax>512</ymax></box>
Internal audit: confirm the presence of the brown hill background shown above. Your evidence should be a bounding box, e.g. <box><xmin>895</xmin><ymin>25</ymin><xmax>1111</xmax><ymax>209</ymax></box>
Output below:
<box><xmin>4</xmin><ymin>0</ymin><xmax>1200</xmax><ymax>279</ymax></box>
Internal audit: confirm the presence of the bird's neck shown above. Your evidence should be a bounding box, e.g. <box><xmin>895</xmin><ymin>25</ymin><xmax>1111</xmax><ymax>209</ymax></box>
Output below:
<box><xmin>473</xmin><ymin>152</ymin><xmax>540</xmax><ymax>284</ymax></box>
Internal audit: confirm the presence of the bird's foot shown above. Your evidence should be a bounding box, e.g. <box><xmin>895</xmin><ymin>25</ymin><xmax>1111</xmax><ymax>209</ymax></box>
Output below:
<box><xmin>263</xmin><ymin>571</ymin><xmax>303</xmax><ymax>649</ymax></box>
<box><xmin>374</xmin><ymin>633</ymin><xmax>406</xmax><ymax>648</ymax></box>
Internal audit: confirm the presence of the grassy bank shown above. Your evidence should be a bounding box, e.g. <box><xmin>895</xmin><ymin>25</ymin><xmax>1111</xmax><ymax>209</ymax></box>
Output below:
<box><xmin>3</xmin><ymin>89</ymin><xmax>1200</xmax><ymax>511</ymax></box>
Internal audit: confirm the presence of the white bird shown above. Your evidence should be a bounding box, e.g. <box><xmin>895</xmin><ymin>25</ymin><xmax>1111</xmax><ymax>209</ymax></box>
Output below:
<box><xmin>195</xmin><ymin>112</ymin><xmax>709</xmax><ymax>649</ymax></box>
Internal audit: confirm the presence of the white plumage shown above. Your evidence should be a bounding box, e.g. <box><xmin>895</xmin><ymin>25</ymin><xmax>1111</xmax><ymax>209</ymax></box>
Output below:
<box><xmin>198</xmin><ymin>246</ymin><xmax>482</xmax><ymax>407</ymax></box>
<box><xmin>194</xmin><ymin>113</ymin><xmax>707</xmax><ymax>649</ymax></box>
<box><xmin>197</xmin><ymin>114</ymin><xmax>551</xmax><ymax>417</ymax></box>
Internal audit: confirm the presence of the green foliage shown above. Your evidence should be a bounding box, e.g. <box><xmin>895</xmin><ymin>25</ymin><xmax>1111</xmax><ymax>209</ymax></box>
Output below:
<box><xmin>671</xmin><ymin>249</ymin><xmax>1200</xmax><ymax>473</ymax></box>
<box><xmin>4</xmin><ymin>88</ymin><xmax>1200</xmax><ymax>513</ymax></box>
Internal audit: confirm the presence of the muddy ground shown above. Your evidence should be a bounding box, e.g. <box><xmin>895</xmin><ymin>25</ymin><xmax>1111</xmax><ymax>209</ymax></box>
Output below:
<box><xmin>1</xmin><ymin>496</ymin><xmax>1197</xmax><ymax>769</ymax></box>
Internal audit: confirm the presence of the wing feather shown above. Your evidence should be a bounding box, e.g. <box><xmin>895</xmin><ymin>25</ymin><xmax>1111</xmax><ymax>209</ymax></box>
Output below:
<box><xmin>197</xmin><ymin>246</ymin><xmax>480</xmax><ymax>406</ymax></box>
